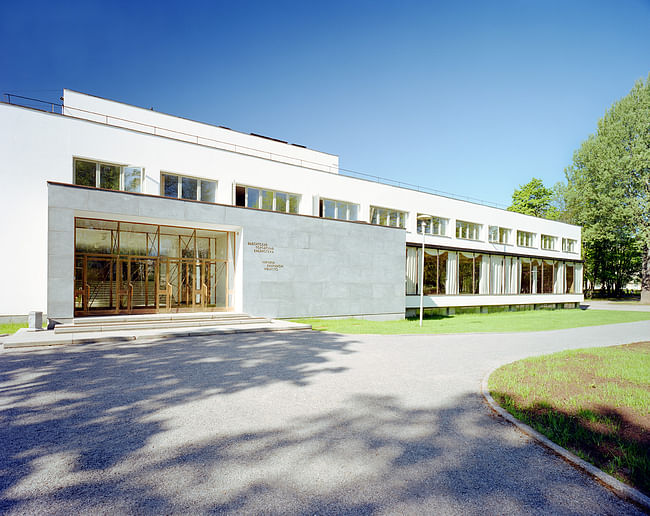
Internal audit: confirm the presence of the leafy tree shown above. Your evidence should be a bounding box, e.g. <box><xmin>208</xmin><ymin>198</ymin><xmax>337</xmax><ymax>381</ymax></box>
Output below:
<box><xmin>565</xmin><ymin>74</ymin><xmax>650</xmax><ymax>301</ymax></box>
<box><xmin>508</xmin><ymin>177</ymin><xmax>559</xmax><ymax>219</ymax></box>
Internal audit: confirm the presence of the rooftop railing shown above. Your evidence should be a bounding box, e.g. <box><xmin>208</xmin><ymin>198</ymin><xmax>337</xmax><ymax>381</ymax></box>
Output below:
<box><xmin>3</xmin><ymin>92</ymin><xmax>507</xmax><ymax>210</ymax></box>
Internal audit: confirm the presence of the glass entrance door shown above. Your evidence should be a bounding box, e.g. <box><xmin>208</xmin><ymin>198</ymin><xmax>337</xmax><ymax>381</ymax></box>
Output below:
<box><xmin>74</xmin><ymin>218</ymin><xmax>234</xmax><ymax>316</ymax></box>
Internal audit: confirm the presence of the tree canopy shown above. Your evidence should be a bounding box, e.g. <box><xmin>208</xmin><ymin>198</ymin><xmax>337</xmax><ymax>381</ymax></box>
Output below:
<box><xmin>507</xmin><ymin>177</ymin><xmax>559</xmax><ymax>219</ymax></box>
<box><xmin>564</xmin><ymin>74</ymin><xmax>650</xmax><ymax>300</ymax></box>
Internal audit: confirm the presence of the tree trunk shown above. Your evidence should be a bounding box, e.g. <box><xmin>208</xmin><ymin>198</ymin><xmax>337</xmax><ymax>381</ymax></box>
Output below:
<box><xmin>642</xmin><ymin>244</ymin><xmax>650</xmax><ymax>304</ymax></box>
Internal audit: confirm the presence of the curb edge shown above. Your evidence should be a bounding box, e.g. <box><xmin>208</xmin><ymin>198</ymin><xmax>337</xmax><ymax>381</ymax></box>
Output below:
<box><xmin>481</xmin><ymin>366</ymin><xmax>650</xmax><ymax>511</ymax></box>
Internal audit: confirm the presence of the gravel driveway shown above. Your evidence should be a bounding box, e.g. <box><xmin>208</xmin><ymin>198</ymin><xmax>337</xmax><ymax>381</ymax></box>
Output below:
<box><xmin>1</xmin><ymin>321</ymin><xmax>649</xmax><ymax>515</ymax></box>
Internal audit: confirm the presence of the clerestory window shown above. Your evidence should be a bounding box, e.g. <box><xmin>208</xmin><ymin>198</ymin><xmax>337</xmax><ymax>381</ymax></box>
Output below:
<box><xmin>235</xmin><ymin>185</ymin><xmax>299</xmax><ymax>213</ymax></box>
<box><xmin>517</xmin><ymin>230</ymin><xmax>535</xmax><ymax>248</ymax></box>
<box><xmin>456</xmin><ymin>220</ymin><xmax>481</xmax><ymax>241</ymax></box>
<box><xmin>417</xmin><ymin>215</ymin><xmax>448</xmax><ymax>236</ymax></box>
<box><xmin>488</xmin><ymin>226</ymin><xmax>510</xmax><ymax>244</ymax></box>
<box><xmin>161</xmin><ymin>172</ymin><xmax>216</xmax><ymax>202</ymax></box>
<box><xmin>319</xmin><ymin>198</ymin><xmax>359</xmax><ymax>221</ymax></box>
<box><xmin>370</xmin><ymin>206</ymin><xmax>406</xmax><ymax>228</ymax></box>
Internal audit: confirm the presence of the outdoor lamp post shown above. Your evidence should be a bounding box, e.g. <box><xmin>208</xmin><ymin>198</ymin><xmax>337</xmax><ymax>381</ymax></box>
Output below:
<box><xmin>417</xmin><ymin>215</ymin><xmax>429</xmax><ymax>327</ymax></box>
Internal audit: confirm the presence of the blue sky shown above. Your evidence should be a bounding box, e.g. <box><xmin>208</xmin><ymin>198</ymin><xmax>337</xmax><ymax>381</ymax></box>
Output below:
<box><xmin>2</xmin><ymin>1</ymin><xmax>649</xmax><ymax>207</ymax></box>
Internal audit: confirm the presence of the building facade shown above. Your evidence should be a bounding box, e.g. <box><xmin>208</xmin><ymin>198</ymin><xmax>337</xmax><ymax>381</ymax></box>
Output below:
<box><xmin>0</xmin><ymin>90</ymin><xmax>583</xmax><ymax>325</ymax></box>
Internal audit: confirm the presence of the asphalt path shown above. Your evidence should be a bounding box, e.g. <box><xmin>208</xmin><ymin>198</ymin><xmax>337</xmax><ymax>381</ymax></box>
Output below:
<box><xmin>1</xmin><ymin>320</ymin><xmax>649</xmax><ymax>515</ymax></box>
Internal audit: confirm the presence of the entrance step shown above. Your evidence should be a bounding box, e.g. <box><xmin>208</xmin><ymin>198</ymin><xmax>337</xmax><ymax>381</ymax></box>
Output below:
<box><xmin>54</xmin><ymin>312</ymin><xmax>270</xmax><ymax>334</ymax></box>
<box><xmin>2</xmin><ymin>318</ymin><xmax>312</xmax><ymax>349</ymax></box>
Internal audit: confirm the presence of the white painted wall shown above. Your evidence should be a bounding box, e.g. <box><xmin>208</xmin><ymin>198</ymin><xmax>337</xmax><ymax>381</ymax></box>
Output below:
<box><xmin>0</xmin><ymin>96</ymin><xmax>583</xmax><ymax>316</ymax></box>
<box><xmin>63</xmin><ymin>90</ymin><xmax>339</xmax><ymax>174</ymax></box>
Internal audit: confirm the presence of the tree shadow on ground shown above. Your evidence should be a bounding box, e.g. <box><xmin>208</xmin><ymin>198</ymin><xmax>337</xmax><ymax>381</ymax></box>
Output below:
<box><xmin>491</xmin><ymin>393</ymin><xmax>650</xmax><ymax>496</ymax></box>
<box><xmin>0</xmin><ymin>333</ymin><xmax>643</xmax><ymax>515</ymax></box>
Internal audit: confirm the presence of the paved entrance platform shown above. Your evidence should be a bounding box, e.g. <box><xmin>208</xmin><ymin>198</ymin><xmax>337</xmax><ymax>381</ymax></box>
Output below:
<box><xmin>1</xmin><ymin>313</ymin><xmax>310</xmax><ymax>349</ymax></box>
<box><xmin>1</xmin><ymin>321</ymin><xmax>648</xmax><ymax>514</ymax></box>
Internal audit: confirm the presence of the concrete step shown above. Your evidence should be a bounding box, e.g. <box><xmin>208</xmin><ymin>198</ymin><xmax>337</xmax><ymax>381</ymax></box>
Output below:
<box><xmin>2</xmin><ymin>320</ymin><xmax>312</xmax><ymax>349</ymax></box>
<box><xmin>69</xmin><ymin>312</ymin><xmax>252</xmax><ymax>325</ymax></box>
<box><xmin>54</xmin><ymin>313</ymin><xmax>269</xmax><ymax>334</ymax></box>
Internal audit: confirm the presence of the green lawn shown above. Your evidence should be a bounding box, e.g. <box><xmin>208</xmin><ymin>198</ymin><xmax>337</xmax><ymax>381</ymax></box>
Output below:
<box><xmin>0</xmin><ymin>323</ymin><xmax>29</xmax><ymax>335</ymax></box>
<box><xmin>489</xmin><ymin>342</ymin><xmax>650</xmax><ymax>495</ymax></box>
<box><xmin>293</xmin><ymin>309</ymin><xmax>650</xmax><ymax>334</ymax></box>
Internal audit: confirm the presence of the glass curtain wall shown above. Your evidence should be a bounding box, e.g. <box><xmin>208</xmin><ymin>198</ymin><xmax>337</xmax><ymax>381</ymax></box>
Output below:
<box><xmin>74</xmin><ymin>217</ymin><xmax>234</xmax><ymax>316</ymax></box>
<box><xmin>406</xmin><ymin>246</ymin><xmax>582</xmax><ymax>297</ymax></box>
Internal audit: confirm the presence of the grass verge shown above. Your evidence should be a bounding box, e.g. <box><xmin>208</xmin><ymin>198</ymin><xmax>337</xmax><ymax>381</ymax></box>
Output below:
<box><xmin>489</xmin><ymin>342</ymin><xmax>650</xmax><ymax>496</ymax></box>
<box><xmin>293</xmin><ymin>309</ymin><xmax>650</xmax><ymax>334</ymax></box>
<box><xmin>0</xmin><ymin>323</ymin><xmax>29</xmax><ymax>335</ymax></box>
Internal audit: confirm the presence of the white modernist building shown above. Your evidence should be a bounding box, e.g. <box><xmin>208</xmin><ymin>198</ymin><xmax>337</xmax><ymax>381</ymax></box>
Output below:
<box><xmin>0</xmin><ymin>90</ymin><xmax>583</xmax><ymax>325</ymax></box>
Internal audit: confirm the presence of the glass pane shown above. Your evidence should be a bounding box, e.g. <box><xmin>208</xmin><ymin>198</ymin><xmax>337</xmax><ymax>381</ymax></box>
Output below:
<box><xmin>214</xmin><ymin>262</ymin><xmax>227</xmax><ymax>307</ymax></box>
<box><xmin>261</xmin><ymin>190</ymin><xmax>274</xmax><ymax>210</ymax></box>
<box><xmin>458</xmin><ymin>254</ymin><xmax>473</xmax><ymax>294</ymax></box>
<box><xmin>520</xmin><ymin>262</ymin><xmax>531</xmax><ymax>294</ymax></box>
<box><xmin>532</xmin><ymin>260</ymin><xmax>542</xmax><ymax>293</ymax></box>
<box><xmin>348</xmin><ymin>204</ymin><xmax>358</xmax><ymax>221</ymax></box>
<box><xmin>543</xmin><ymin>262</ymin><xmax>554</xmax><ymax>293</ymax></box>
<box><xmin>324</xmin><ymin>199</ymin><xmax>335</xmax><ymax>218</ymax></box>
<box><xmin>159</xmin><ymin>234</ymin><xmax>180</xmax><ymax>258</ymax></box>
<box><xmin>181</xmin><ymin>177</ymin><xmax>198</xmax><ymax>200</ymax></box>
<box><xmin>119</xmin><ymin>229</ymin><xmax>147</xmax><ymax>256</ymax></box>
<box><xmin>75</xmin><ymin>160</ymin><xmax>96</xmax><ymax>187</ymax></box>
<box><xmin>423</xmin><ymin>250</ymin><xmax>438</xmax><ymax>295</ymax></box>
<box><xmin>276</xmin><ymin>192</ymin><xmax>287</xmax><ymax>213</ymax></box>
<box><xmin>438</xmin><ymin>252</ymin><xmax>447</xmax><ymax>294</ymax></box>
<box><xmin>379</xmin><ymin>210</ymin><xmax>388</xmax><ymax>226</ymax></box>
<box><xmin>247</xmin><ymin>188</ymin><xmax>259</xmax><ymax>208</ymax></box>
<box><xmin>163</xmin><ymin>174</ymin><xmax>178</xmax><ymax>197</ymax></box>
<box><xmin>336</xmin><ymin>202</ymin><xmax>347</xmax><ymax>220</ymax></box>
<box><xmin>123</xmin><ymin>167</ymin><xmax>142</xmax><ymax>192</ymax></box>
<box><xmin>566</xmin><ymin>264</ymin><xmax>575</xmax><ymax>293</ymax></box>
<box><xmin>75</xmin><ymin>227</ymin><xmax>112</xmax><ymax>253</ymax></box>
<box><xmin>100</xmin><ymin>164</ymin><xmax>120</xmax><ymax>190</ymax></box>
<box><xmin>84</xmin><ymin>258</ymin><xmax>115</xmax><ymax>309</ymax></box>
<box><xmin>213</xmin><ymin>232</ymin><xmax>228</xmax><ymax>259</ymax></box>
<box><xmin>200</xmin><ymin>180</ymin><xmax>216</xmax><ymax>202</ymax></box>
<box><xmin>473</xmin><ymin>254</ymin><xmax>482</xmax><ymax>293</ymax></box>
<box><xmin>389</xmin><ymin>211</ymin><xmax>398</xmax><ymax>227</ymax></box>
<box><xmin>197</xmin><ymin>237</ymin><xmax>211</xmax><ymax>259</ymax></box>
<box><xmin>289</xmin><ymin>195</ymin><xmax>299</xmax><ymax>213</ymax></box>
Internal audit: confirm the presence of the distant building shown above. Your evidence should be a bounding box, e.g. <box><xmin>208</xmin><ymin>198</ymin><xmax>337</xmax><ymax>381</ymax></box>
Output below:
<box><xmin>0</xmin><ymin>90</ymin><xmax>583</xmax><ymax>325</ymax></box>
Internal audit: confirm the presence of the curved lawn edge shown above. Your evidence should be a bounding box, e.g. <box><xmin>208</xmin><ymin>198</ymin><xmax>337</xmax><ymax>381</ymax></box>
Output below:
<box><xmin>481</xmin><ymin>366</ymin><xmax>650</xmax><ymax>511</ymax></box>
